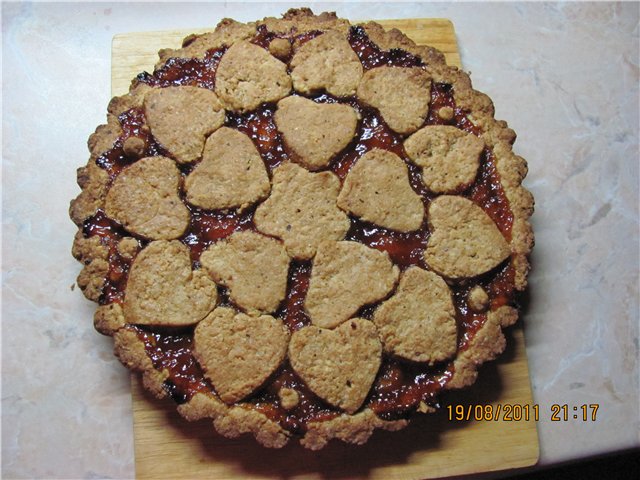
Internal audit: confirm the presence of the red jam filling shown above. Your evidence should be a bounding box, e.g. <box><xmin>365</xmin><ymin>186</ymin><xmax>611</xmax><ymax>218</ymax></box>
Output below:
<box><xmin>83</xmin><ymin>25</ymin><xmax>517</xmax><ymax>432</ymax></box>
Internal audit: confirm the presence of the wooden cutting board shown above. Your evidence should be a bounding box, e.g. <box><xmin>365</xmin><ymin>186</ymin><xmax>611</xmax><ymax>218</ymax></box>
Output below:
<box><xmin>112</xmin><ymin>18</ymin><xmax>539</xmax><ymax>479</ymax></box>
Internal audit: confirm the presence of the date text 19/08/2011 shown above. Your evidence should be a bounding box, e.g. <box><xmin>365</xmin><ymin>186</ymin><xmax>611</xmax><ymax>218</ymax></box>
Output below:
<box><xmin>446</xmin><ymin>404</ymin><xmax>600</xmax><ymax>422</ymax></box>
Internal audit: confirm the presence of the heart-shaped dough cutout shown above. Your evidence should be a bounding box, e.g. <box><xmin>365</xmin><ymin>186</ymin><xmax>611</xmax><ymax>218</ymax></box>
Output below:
<box><xmin>289</xmin><ymin>318</ymin><xmax>382</xmax><ymax>413</ymax></box>
<box><xmin>194</xmin><ymin>307</ymin><xmax>289</xmax><ymax>404</ymax></box>
<box><xmin>404</xmin><ymin>125</ymin><xmax>484</xmax><ymax>194</ymax></box>
<box><xmin>275</xmin><ymin>96</ymin><xmax>358</xmax><ymax>170</ymax></box>
<box><xmin>254</xmin><ymin>162</ymin><xmax>350</xmax><ymax>260</ymax></box>
<box><xmin>373</xmin><ymin>266</ymin><xmax>457</xmax><ymax>364</ymax></box>
<box><xmin>356</xmin><ymin>66</ymin><xmax>431</xmax><ymax>135</ymax></box>
<box><xmin>305</xmin><ymin>241</ymin><xmax>399</xmax><ymax>328</ymax></box>
<box><xmin>215</xmin><ymin>41</ymin><xmax>291</xmax><ymax>112</ymax></box>
<box><xmin>144</xmin><ymin>86</ymin><xmax>225</xmax><ymax>164</ymax></box>
<box><xmin>105</xmin><ymin>156</ymin><xmax>190</xmax><ymax>240</ymax></box>
<box><xmin>290</xmin><ymin>30</ymin><xmax>363</xmax><ymax>97</ymax></box>
<box><xmin>123</xmin><ymin>240</ymin><xmax>217</xmax><ymax>326</ymax></box>
<box><xmin>200</xmin><ymin>231</ymin><xmax>289</xmax><ymax>314</ymax></box>
<box><xmin>337</xmin><ymin>148</ymin><xmax>424</xmax><ymax>232</ymax></box>
<box><xmin>425</xmin><ymin>195</ymin><xmax>510</xmax><ymax>279</ymax></box>
<box><xmin>184</xmin><ymin>127</ymin><xmax>270</xmax><ymax>211</ymax></box>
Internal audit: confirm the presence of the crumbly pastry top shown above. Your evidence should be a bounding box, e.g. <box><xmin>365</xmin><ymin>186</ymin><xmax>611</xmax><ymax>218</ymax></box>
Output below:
<box><xmin>70</xmin><ymin>8</ymin><xmax>533</xmax><ymax>450</ymax></box>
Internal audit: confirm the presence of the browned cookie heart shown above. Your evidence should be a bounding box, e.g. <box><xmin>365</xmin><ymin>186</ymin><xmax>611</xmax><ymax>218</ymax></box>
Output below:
<box><xmin>373</xmin><ymin>266</ymin><xmax>457</xmax><ymax>364</ymax></box>
<box><xmin>104</xmin><ymin>156</ymin><xmax>190</xmax><ymax>240</ymax></box>
<box><xmin>199</xmin><ymin>231</ymin><xmax>289</xmax><ymax>314</ymax></box>
<box><xmin>337</xmin><ymin>148</ymin><xmax>424</xmax><ymax>232</ymax></box>
<box><xmin>194</xmin><ymin>307</ymin><xmax>289</xmax><ymax>403</ymax></box>
<box><xmin>275</xmin><ymin>95</ymin><xmax>358</xmax><ymax>170</ymax></box>
<box><xmin>214</xmin><ymin>41</ymin><xmax>291</xmax><ymax>112</ymax></box>
<box><xmin>305</xmin><ymin>241</ymin><xmax>399</xmax><ymax>328</ymax></box>
<box><xmin>289</xmin><ymin>318</ymin><xmax>382</xmax><ymax>414</ymax></box>
<box><xmin>404</xmin><ymin>125</ymin><xmax>484</xmax><ymax>194</ymax></box>
<box><xmin>424</xmin><ymin>195</ymin><xmax>510</xmax><ymax>279</ymax></box>
<box><xmin>254</xmin><ymin>162</ymin><xmax>350</xmax><ymax>260</ymax></box>
<box><xmin>143</xmin><ymin>86</ymin><xmax>225</xmax><ymax>164</ymax></box>
<box><xmin>290</xmin><ymin>29</ymin><xmax>363</xmax><ymax>97</ymax></box>
<box><xmin>123</xmin><ymin>240</ymin><xmax>218</xmax><ymax>326</ymax></box>
<box><xmin>356</xmin><ymin>66</ymin><xmax>431</xmax><ymax>134</ymax></box>
<box><xmin>184</xmin><ymin>127</ymin><xmax>270</xmax><ymax>211</ymax></box>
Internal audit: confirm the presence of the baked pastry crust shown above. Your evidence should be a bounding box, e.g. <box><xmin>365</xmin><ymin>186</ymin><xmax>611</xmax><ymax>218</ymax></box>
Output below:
<box><xmin>70</xmin><ymin>8</ymin><xmax>534</xmax><ymax>449</ymax></box>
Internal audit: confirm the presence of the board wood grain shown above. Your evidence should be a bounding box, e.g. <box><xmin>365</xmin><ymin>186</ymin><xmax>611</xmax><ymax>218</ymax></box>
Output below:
<box><xmin>111</xmin><ymin>18</ymin><xmax>539</xmax><ymax>479</ymax></box>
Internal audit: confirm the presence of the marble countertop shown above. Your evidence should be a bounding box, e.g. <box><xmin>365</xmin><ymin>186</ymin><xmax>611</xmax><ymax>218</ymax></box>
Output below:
<box><xmin>2</xmin><ymin>1</ymin><xmax>638</xmax><ymax>478</ymax></box>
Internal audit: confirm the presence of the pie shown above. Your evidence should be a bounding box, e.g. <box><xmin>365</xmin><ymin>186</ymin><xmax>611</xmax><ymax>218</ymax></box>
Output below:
<box><xmin>70</xmin><ymin>8</ymin><xmax>534</xmax><ymax>450</ymax></box>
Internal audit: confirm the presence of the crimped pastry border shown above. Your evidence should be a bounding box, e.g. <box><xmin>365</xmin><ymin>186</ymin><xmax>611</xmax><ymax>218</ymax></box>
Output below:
<box><xmin>70</xmin><ymin>8</ymin><xmax>534</xmax><ymax>449</ymax></box>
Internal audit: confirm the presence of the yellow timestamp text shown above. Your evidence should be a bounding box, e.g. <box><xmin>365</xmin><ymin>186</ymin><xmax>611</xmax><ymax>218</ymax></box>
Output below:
<box><xmin>446</xmin><ymin>404</ymin><xmax>599</xmax><ymax>422</ymax></box>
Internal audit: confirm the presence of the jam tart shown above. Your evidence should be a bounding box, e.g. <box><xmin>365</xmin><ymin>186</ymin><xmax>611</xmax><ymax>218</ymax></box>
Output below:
<box><xmin>70</xmin><ymin>8</ymin><xmax>533</xmax><ymax>450</ymax></box>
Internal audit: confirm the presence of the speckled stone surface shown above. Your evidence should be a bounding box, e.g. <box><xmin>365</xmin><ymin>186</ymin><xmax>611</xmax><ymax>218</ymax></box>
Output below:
<box><xmin>2</xmin><ymin>2</ymin><xmax>638</xmax><ymax>478</ymax></box>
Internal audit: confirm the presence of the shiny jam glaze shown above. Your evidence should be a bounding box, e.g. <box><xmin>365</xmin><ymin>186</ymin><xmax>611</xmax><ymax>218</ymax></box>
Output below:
<box><xmin>365</xmin><ymin>359</ymin><xmax>452</xmax><ymax>419</ymax></box>
<box><xmin>470</xmin><ymin>150</ymin><xmax>514</xmax><ymax>239</ymax></box>
<box><xmin>81</xmin><ymin>26</ymin><xmax>518</xmax><ymax>432</ymax></box>
<box><xmin>134</xmin><ymin>326</ymin><xmax>211</xmax><ymax>404</ymax></box>
<box><xmin>96</xmin><ymin>108</ymin><xmax>169</xmax><ymax>180</ymax></box>
<box><xmin>225</xmin><ymin>105</ymin><xmax>288</xmax><ymax>172</ymax></box>
<box><xmin>348</xmin><ymin>26</ymin><xmax>424</xmax><ymax>70</ymax></box>
<box><xmin>276</xmin><ymin>261</ymin><xmax>312</xmax><ymax>332</ymax></box>
<box><xmin>346</xmin><ymin>218</ymin><xmax>429</xmax><ymax>270</ymax></box>
<box><xmin>83</xmin><ymin>210</ymin><xmax>135</xmax><ymax>305</ymax></box>
<box><xmin>181</xmin><ymin>206</ymin><xmax>255</xmax><ymax>266</ymax></box>
<box><xmin>330</xmin><ymin>103</ymin><xmax>406</xmax><ymax>179</ymax></box>
<box><xmin>250</xmin><ymin>362</ymin><xmax>339</xmax><ymax>434</ymax></box>
<box><xmin>135</xmin><ymin>48</ymin><xmax>225</xmax><ymax>90</ymax></box>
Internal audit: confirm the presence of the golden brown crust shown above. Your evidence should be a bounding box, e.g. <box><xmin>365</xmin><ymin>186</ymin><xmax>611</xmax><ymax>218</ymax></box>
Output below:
<box><xmin>177</xmin><ymin>392</ymin><xmax>290</xmax><ymax>448</ymax></box>
<box><xmin>71</xmin><ymin>8</ymin><xmax>533</xmax><ymax>450</ymax></box>
<box><xmin>446</xmin><ymin>305</ymin><xmax>517</xmax><ymax>390</ymax></box>
<box><xmin>113</xmin><ymin>327</ymin><xmax>154</xmax><ymax>372</ymax></box>
<box><xmin>69</xmin><ymin>157</ymin><xmax>111</xmax><ymax>226</ymax></box>
<box><xmin>359</xmin><ymin>21</ymin><xmax>446</xmax><ymax>67</ymax></box>
<box><xmin>93</xmin><ymin>303</ymin><xmax>126</xmax><ymax>336</ymax></box>
<box><xmin>258</xmin><ymin>8</ymin><xmax>350</xmax><ymax>35</ymax></box>
<box><xmin>75</xmin><ymin>258</ymin><xmax>109</xmax><ymax>302</ymax></box>
<box><xmin>157</xmin><ymin>19</ymin><xmax>256</xmax><ymax>66</ymax></box>
<box><xmin>213</xmin><ymin>405</ymin><xmax>290</xmax><ymax>448</ymax></box>
<box><xmin>301</xmin><ymin>409</ymin><xmax>408</xmax><ymax>450</ymax></box>
<box><xmin>71</xmin><ymin>232</ymin><xmax>109</xmax><ymax>302</ymax></box>
<box><xmin>177</xmin><ymin>392</ymin><xmax>227</xmax><ymax>421</ymax></box>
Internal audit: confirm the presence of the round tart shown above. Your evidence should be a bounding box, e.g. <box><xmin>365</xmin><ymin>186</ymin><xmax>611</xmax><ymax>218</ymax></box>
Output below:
<box><xmin>70</xmin><ymin>8</ymin><xmax>534</xmax><ymax>450</ymax></box>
